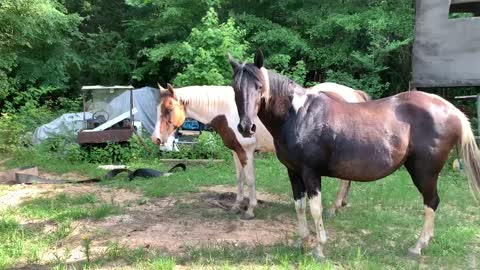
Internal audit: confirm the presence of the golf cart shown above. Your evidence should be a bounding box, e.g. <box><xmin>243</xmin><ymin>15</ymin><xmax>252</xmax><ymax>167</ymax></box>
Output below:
<box><xmin>77</xmin><ymin>85</ymin><xmax>139</xmax><ymax>145</ymax></box>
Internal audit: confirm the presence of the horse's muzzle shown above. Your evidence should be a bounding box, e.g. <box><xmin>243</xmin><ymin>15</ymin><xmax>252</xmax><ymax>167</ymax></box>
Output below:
<box><xmin>237</xmin><ymin>122</ymin><xmax>256</xmax><ymax>138</ymax></box>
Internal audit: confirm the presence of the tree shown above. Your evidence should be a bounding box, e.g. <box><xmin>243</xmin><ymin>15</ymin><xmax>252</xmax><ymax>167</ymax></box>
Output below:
<box><xmin>171</xmin><ymin>8</ymin><xmax>249</xmax><ymax>86</ymax></box>
<box><xmin>0</xmin><ymin>0</ymin><xmax>82</xmax><ymax>110</ymax></box>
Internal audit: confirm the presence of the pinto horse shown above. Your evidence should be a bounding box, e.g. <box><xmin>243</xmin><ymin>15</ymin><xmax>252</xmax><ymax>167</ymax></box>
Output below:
<box><xmin>150</xmin><ymin>83</ymin><xmax>369</xmax><ymax>219</ymax></box>
<box><xmin>228</xmin><ymin>51</ymin><xmax>480</xmax><ymax>259</ymax></box>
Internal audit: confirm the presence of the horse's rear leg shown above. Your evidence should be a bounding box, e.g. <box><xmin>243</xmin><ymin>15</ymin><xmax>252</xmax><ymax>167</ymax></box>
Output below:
<box><xmin>327</xmin><ymin>180</ymin><xmax>351</xmax><ymax>217</ymax></box>
<box><xmin>231</xmin><ymin>151</ymin><xmax>245</xmax><ymax>214</ymax></box>
<box><xmin>405</xmin><ymin>158</ymin><xmax>441</xmax><ymax>256</ymax></box>
<box><xmin>241</xmin><ymin>149</ymin><xmax>257</xmax><ymax>220</ymax></box>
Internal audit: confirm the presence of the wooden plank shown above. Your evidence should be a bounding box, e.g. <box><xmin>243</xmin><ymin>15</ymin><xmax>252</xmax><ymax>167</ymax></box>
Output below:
<box><xmin>455</xmin><ymin>95</ymin><xmax>478</xmax><ymax>99</ymax></box>
<box><xmin>77</xmin><ymin>129</ymin><xmax>133</xmax><ymax>144</ymax></box>
<box><xmin>452</xmin><ymin>0</ymin><xmax>480</xmax><ymax>4</ymax></box>
<box><xmin>160</xmin><ymin>159</ymin><xmax>224</xmax><ymax>164</ymax></box>
<box><xmin>477</xmin><ymin>95</ymin><xmax>480</xmax><ymax>137</ymax></box>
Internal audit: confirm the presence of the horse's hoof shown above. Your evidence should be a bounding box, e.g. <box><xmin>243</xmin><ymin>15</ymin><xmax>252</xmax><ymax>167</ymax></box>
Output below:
<box><xmin>311</xmin><ymin>247</ymin><xmax>325</xmax><ymax>261</ymax></box>
<box><xmin>230</xmin><ymin>206</ymin><xmax>242</xmax><ymax>214</ymax></box>
<box><xmin>407</xmin><ymin>247</ymin><xmax>422</xmax><ymax>258</ymax></box>
<box><xmin>294</xmin><ymin>238</ymin><xmax>310</xmax><ymax>253</ymax></box>
<box><xmin>240</xmin><ymin>211</ymin><xmax>255</xmax><ymax>220</ymax></box>
<box><xmin>322</xmin><ymin>208</ymin><xmax>335</xmax><ymax>219</ymax></box>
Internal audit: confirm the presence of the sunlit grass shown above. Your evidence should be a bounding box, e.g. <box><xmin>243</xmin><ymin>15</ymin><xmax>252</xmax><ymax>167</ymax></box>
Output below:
<box><xmin>1</xmin><ymin>152</ymin><xmax>479</xmax><ymax>269</ymax></box>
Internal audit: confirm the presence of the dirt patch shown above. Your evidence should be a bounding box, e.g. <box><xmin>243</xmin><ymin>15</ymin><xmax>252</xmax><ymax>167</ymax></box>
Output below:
<box><xmin>2</xmin><ymin>180</ymin><xmax>301</xmax><ymax>267</ymax></box>
<box><xmin>35</xmin><ymin>185</ymin><xmax>297</xmax><ymax>264</ymax></box>
<box><xmin>38</xmin><ymin>171</ymin><xmax>92</xmax><ymax>182</ymax></box>
<box><xmin>0</xmin><ymin>185</ymin><xmax>47</xmax><ymax>209</ymax></box>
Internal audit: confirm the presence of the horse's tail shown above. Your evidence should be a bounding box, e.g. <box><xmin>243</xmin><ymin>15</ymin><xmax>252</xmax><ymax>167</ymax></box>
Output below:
<box><xmin>458</xmin><ymin>111</ymin><xmax>480</xmax><ymax>201</ymax></box>
<box><xmin>355</xmin><ymin>90</ymin><xmax>371</xmax><ymax>102</ymax></box>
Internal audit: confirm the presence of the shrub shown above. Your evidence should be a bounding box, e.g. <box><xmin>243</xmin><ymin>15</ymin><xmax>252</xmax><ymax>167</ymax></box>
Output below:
<box><xmin>0</xmin><ymin>105</ymin><xmax>60</xmax><ymax>153</ymax></box>
<box><xmin>160</xmin><ymin>132</ymin><xmax>231</xmax><ymax>160</ymax></box>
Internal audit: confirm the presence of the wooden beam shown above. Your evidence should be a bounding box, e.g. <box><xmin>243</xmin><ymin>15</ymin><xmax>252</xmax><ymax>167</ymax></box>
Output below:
<box><xmin>455</xmin><ymin>95</ymin><xmax>478</xmax><ymax>99</ymax></box>
<box><xmin>451</xmin><ymin>0</ymin><xmax>480</xmax><ymax>5</ymax></box>
<box><xmin>477</xmin><ymin>95</ymin><xmax>480</xmax><ymax>137</ymax></box>
<box><xmin>160</xmin><ymin>159</ymin><xmax>224</xmax><ymax>164</ymax></box>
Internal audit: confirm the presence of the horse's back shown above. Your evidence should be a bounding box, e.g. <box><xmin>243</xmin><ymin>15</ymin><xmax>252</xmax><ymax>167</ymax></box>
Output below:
<box><xmin>297</xmin><ymin>91</ymin><xmax>462</xmax><ymax>180</ymax></box>
<box><xmin>324</xmin><ymin>90</ymin><xmax>463</xmax><ymax>156</ymax></box>
<box><xmin>309</xmin><ymin>82</ymin><xmax>366</xmax><ymax>103</ymax></box>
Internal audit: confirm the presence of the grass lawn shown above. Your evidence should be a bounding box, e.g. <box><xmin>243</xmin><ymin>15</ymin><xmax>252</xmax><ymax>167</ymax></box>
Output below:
<box><xmin>0</xmin><ymin>151</ymin><xmax>479</xmax><ymax>269</ymax></box>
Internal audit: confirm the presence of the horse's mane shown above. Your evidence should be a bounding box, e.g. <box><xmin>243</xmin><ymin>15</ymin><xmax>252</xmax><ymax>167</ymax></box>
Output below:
<box><xmin>266</xmin><ymin>70</ymin><xmax>302</xmax><ymax>98</ymax></box>
<box><xmin>355</xmin><ymin>90</ymin><xmax>371</xmax><ymax>102</ymax></box>
<box><xmin>162</xmin><ymin>86</ymin><xmax>234</xmax><ymax>110</ymax></box>
<box><xmin>233</xmin><ymin>63</ymin><xmax>301</xmax><ymax>103</ymax></box>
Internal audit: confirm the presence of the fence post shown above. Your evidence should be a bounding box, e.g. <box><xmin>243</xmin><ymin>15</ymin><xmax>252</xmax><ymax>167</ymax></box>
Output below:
<box><xmin>477</xmin><ymin>94</ymin><xmax>480</xmax><ymax>137</ymax></box>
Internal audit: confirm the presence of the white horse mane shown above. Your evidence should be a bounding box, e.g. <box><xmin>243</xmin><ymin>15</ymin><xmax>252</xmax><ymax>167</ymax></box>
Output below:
<box><xmin>174</xmin><ymin>85</ymin><xmax>234</xmax><ymax>110</ymax></box>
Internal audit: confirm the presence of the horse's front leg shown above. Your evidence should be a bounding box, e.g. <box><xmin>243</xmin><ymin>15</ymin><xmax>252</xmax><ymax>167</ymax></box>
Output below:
<box><xmin>304</xmin><ymin>167</ymin><xmax>327</xmax><ymax>260</ymax></box>
<box><xmin>231</xmin><ymin>151</ymin><xmax>245</xmax><ymax>214</ymax></box>
<box><xmin>241</xmin><ymin>149</ymin><xmax>257</xmax><ymax>220</ymax></box>
<box><xmin>287</xmin><ymin>169</ymin><xmax>309</xmax><ymax>250</ymax></box>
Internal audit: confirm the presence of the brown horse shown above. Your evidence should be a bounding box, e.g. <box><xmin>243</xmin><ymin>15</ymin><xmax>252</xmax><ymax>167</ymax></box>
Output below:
<box><xmin>229</xmin><ymin>51</ymin><xmax>480</xmax><ymax>259</ymax></box>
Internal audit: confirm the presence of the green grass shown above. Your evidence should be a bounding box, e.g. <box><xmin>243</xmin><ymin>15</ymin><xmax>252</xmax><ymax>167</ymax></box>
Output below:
<box><xmin>0</xmin><ymin>193</ymin><xmax>122</xmax><ymax>269</ymax></box>
<box><xmin>19</xmin><ymin>193</ymin><xmax>122</xmax><ymax>221</ymax></box>
<box><xmin>1</xmin><ymin>151</ymin><xmax>479</xmax><ymax>269</ymax></box>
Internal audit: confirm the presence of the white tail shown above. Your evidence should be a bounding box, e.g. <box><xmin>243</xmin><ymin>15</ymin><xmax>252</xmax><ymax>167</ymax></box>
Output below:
<box><xmin>458</xmin><ymin>111</ymin><xmax>480</xmax><ymax>202</ymax></box>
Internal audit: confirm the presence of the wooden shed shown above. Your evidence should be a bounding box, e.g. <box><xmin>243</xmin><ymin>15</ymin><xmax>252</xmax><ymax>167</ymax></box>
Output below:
<box><xmin>412</xmin><ymin>0</ymin><xmax>480</xmax><ymax>139</ymax></box>
<box><xmin>412</xmin><ymin>0</ymin><xmax>480</xmax><ymax>87</ymax></box>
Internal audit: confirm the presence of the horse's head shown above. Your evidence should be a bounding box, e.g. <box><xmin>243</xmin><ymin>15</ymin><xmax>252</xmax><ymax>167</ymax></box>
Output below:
<box><xmin>229</xmin><ymin>50</ymin><xmax>268</xmax><ymax>138</ymax></box>
<box><xmin>151</xmin><ymin>84</ymin><xmax>186</xmax><ymax>146</ymax></box>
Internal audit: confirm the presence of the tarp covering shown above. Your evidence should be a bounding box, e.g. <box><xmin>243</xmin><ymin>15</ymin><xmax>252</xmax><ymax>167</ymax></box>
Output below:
<box><xmin>32</xmin><ymin>112</ymin><xmax>92</xmax><ymax>145</ymax></box>
<box><xmin>412</xmin><ymin>0</ymin><xmax>480</xmax><ymax>87</ymax></box>
<box><xmin>107</xmin><ymin>86</ymin><xmax>159</xmax><ymax>134</ymax></box>
<box><xmin>33</xmin><ymin>87</ymin><xmax>160</xmax><ymax>144</ymax></box>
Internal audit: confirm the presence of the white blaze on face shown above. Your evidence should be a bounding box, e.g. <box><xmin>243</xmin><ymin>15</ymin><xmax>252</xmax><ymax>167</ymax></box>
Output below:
<box><xmin>151</xmin><ymin>104</ymin><xmax>162</xmax><ymax>144</ymax></box>
<box><xmin>159</xmin><ymin>135</ymin><xmax>178</xmax><ymax>151</ymax></box>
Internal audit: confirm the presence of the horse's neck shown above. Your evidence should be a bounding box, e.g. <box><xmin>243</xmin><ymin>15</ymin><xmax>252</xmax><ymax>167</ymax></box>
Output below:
<box><xmin>175</xmin><ymin>86</ymin><xmax>235</xmax><ymax>124</ymax></box>
<box><xmin>258</xmin><ymin>96</ymin><xmax>291</xmax><ymax>138</ymax></box>
<box><xmin>183</xmin><ymin>99</ymin><xmax>235</xmax><ymax>124</ymax></box>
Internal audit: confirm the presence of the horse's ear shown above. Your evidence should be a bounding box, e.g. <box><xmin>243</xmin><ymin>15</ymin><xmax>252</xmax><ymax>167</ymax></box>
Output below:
<box><xmin>158</xmin><ymin>83</ymin><xmax>167</xmax><ymax>93</ymax></box>
<box><xmin>254</xmin><ymin>49</ymin><xmax>264</xmax><ymax>68</ymax></box>
<box><xmin>228</xmin><ymin>53</ymin><xmax>240</xmax><ymax>70</ymax></box>
<box><xmin>167</xmin><ymin>83</ymin><xmax>177</xmax><ymax>99</ymax></box>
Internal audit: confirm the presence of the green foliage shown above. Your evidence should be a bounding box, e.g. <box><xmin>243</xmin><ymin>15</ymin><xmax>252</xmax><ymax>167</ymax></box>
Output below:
<box><xmin>0</xmin><ymin>0</ymin><xmax>82</xmax><ymax>110</ymax></box>
<box><xmin>76</xmin><ymin>31</ymin><xmax>135</xmax><ymax>86</ymax></box>
<box><xmin>283</xmin><ymin>60</ymin><xmax>307</xmax><ymax>86</ymax></box>
<box><xmin>65</xmin><ymin>138</ymin><xmax>151</xmax><ymax>164</ymax></box>
<box><xmin>161</xmin><ymin>132</ymin><xmax>231</xmax><ymax>160</ymax></box>
<box><xmin>0</xmin><ymin>106</ymin><xmax>58</xmax><ymax>153</ymax></box>
<box><xmin>230</xmin><ymin>1</ymin><xmax>413</xmax><ymax>94</ymax></box>
<box><xmin>172</xmin><ymin>8</ymin><xmax>249</xmax><ymax>86</ymax></box>
<box><xmin>0</xmin><ymin>113</ymin><xmax>25</xmax><ymax>153</ymax></box>
<box><xmin>125</xmin><ymin>0</ymin><xmax>214</xmax><ymax>84</ymax></box>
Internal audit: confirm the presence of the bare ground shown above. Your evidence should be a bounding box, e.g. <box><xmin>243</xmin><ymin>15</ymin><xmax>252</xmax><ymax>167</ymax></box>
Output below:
<box><xmin>1</xmin><ymin>178</ymin><xmax>299</xmax><ymax>268</ymax></box>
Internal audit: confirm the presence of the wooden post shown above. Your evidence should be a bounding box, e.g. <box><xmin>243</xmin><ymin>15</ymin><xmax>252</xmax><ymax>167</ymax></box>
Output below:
<box><xmin>477</xmin><ymin>94</ymin><xmax>480</xmax><ymax>137</ymax></box>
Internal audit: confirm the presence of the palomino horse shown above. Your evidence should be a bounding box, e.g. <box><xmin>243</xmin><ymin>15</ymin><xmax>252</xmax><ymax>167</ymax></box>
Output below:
<box><xmin>228</xmin><ymin>51</ymin><xmax>480</xmax><ymax>259</ymax></box>
<box><xmin>150</xmin><ymin>83</ymin><xmax>369</xmax><ymax>219</ymax></box>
